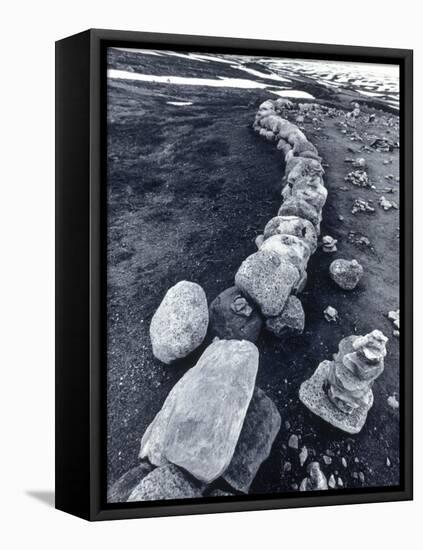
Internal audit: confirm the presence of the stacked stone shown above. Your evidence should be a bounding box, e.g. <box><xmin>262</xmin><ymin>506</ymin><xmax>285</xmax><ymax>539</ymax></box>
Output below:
<box><xmin>235</xmin><ymin>98</ymin><xmax>328</xmax><ymax>337</ymax></box>
<box><xmin>299</xmin><ymin>329</ymin><xmax>388</xmax><ymax>434</ymax></box>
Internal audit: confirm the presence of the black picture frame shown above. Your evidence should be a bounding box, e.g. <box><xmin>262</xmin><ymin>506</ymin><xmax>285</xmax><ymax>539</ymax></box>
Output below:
<box><xmin>55</xmin><ymin>28</ymin><xmax>413</xmax><ymax>521</ymax></box>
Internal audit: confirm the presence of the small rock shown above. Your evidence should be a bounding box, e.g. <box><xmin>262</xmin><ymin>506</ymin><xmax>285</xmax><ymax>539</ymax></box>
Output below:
<box><xmin>299</xmin><ymin>446</ymin><xmax>308</xmax><ymax>467</ymax></box>
<box><xmin>359</xmin><ymin>472</ymin><xmax>365</xmax><ymax>483</ymax></box>
<box><xmin>322</xmin><ymin>235</ymin><xmax>338</xmax><ymax>253</ymax></box>
<box><xmin>337</xmin><ymin>477</ymin><xmax>344</xmax><ymax>487</ymax></box>
<box><xmin>345</xmin><ymin>169</ymin><xmax>370</xmax><ymax>188</ymax></box>
<box><xmin>352</xmin><ymin>199</ymin><xmax>375</xmax><ymax>214</ymax></box>
<box><xmin>379</xmin><ymin>196</ymin><xmax>398</xmax><ymax>211</ymax></box>
<box><xmin>393</xmin><ymin>330</ymin><xmax>400</xmax><ymax>338</ymax></box>
<box><xmin>387</xmin><ymin>394</ymin><xmax>399</xmax><ymax>409</ymax></box>
<box><xmin>328</xmin><ymin>474</ymin><xmax>336</xmax><ymax>488</ymax></box>
<box><xmin>341</xmin><ymin>457</ymin><xmax>347</xmax><ymax>468</ymax></box>
<box><xmin>300</xmin><ymin>462</ymin><xmax>328</xmax><ymax>491</ymax></box>
<box><xmin>283</xmin><ymin>461</ymin><xmax>292</xmax><ymax>473</ymax></box>
<box><xmin>323</xmin><ymin>455</ymin><xmax>332</xmax><ymax>465</ymax></box>
<box><xmin>288</xmin><ymin>434</ymin><xmax>299</xmax><ymax>450</ymax></box>
<box><xmin>386</xmin><ymin>457</ymin><xmax>391</xmax><ymax>467</ymax></box>
<box><xmin>324</xmin><ymin>306</ymin><xmax>338</xmax><ymax>322</ymax></box>
<box><xmin>329</xmin><ymin>259</ymin><xmax>364</xmax><ymax>290</ymax></box>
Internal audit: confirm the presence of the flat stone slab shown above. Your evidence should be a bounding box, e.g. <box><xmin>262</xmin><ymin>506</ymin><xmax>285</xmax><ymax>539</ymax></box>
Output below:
<box><xmin>222</xmin><ymin>387</ymin><xmax>281</xmax><ymax>493</ymax></box>
<box><xmin>140</xmin><ymin>339</ymin><xmax>259</xmax><ymax>483</ymax></box>
<box><xmin>299</xmin><ymin>360</ymin><xmax>374</xmax><ymax>434</ymax></box>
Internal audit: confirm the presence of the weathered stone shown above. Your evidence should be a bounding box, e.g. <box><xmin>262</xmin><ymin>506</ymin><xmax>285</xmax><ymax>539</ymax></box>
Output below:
<box><xmin>107</xmin><ymin>462</ymin><xmax>153</xmax><ymax>503</ymax></box>
<box><xmin>222</xmin><ymin>387</ymin><xmax>281</xmax><ymax>493</ymax></box>
<box><xmin>255</xmin><ymin>234</ymin><xmax>265</xmax><ymax>249</ymax></box>
<box><xmin>209</xmin><ymin>286</ymin><xmax>263</xmax><ymax>343</ymax></box>
<box><xmin>322</xmin><ymin>235</ymin><xmax>338</xmax><ymax>253</ymax></box>
<box><xmin>139</xmin><ymin>339</ymin><xmax>259</xmax><ymax>483</ymax></box>
<box><xmin>293</xmin><ymin>185</ymin><xmax>328</xmax><ymax>211</ymax></box>
<box><xmin>288</xmin><ymin>434</ymin><xmax>299</xmax><ymax>449</ymax></box>
<box><xmin>235</xmin><ymin>250</ymin><xmax>298</xmax><ymax>317</ymax></box>
<box><xmin>299</xmin><ymin>446</ymin><xmax>308</xmax><ymax>467</ymax></box>
<box><xmin>300</xmin><ymin>462</ymin><xmax>328</xmax><ymax>491</ymax></box>
<box><xmin>127</xmin><ymin>464</ymin><xmax>203</xmax><ymax>502</ymax></box>
<box><xmin>263</xmin><ymin>216</ymin><xmax>317</xmax><ymax>254</ymax></box>
<box><xmin>150</xmin><ymin>281</ymin><xmax>209</xmax><ymax>364</ymax></box>
<box><xmin>330</xmin><ymin>259</ymin><xmax>363</xmax><ymax>290</ymax></box>
<box><xmin>265</xmin><ymin>295</ymin><xmax>305</xmax><ymax>337</ymax></box>
<box><xmin>278</xmin><ymin>197</ymin><xmax>321</xmax><ymax>228</ymax></box>
<box><xmin>260</xmin><ymin>234</ymin><xmax>310</xmax><ymax>274</ymax></box>
<box><xmin>324</xmin><ymin>306</ymin><xmax>338</xmax><ymax>322</ymax></box>
<box><xmin>300</xmin><ymin>330</ymin><xmax>388</xmax><ymax>433</ymax></box>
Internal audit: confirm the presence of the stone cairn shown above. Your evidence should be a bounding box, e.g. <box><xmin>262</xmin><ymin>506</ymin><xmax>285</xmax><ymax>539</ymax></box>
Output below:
<box><xmin>299</xmin><ymin>329</ymin><xmax>388</xmax><ymax>434</ymax></box>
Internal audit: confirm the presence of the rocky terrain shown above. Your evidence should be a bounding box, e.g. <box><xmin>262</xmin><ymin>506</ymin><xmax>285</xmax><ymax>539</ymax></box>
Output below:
<box><xmin>106</xmin><ymin>47</ymin><xmax>401</xmax><ymax>502</ymax></box>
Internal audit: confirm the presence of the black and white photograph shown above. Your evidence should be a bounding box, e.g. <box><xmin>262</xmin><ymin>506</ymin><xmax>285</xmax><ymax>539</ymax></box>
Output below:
<box><xmin>105</xmin><ymin>46</ymin><xmax>403</xmax><ymax>504</ymax></box>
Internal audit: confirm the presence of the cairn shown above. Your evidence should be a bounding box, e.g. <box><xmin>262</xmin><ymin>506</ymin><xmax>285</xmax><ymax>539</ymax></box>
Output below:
<box><xmin>299</xmin><ymin>330</ymin><xmax>388</xmax><ymax>433</ymax></box>
<box><xmin>234</xmin><ymin>98</ymin><xmax>328</xmax><ymax>336</ymax></box>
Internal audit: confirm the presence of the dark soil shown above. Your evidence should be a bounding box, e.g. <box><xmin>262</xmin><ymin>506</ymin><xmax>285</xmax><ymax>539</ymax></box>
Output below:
<box><xmin>106</xmin><ymin>48</ymin><xmax>400</xmax><ymax>497</ymax></box>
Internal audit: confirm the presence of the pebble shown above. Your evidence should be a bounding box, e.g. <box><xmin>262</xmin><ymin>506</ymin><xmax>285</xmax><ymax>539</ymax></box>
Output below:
<box><xmin>323</xmin><ymin>455</ymin><xmax>332</xmax><ymax>465</ymax></box>
<box><xmin>288</xmin><ymin>434</ymin><xmax>299</xmax><ymax>450</ymax></box>
<box><xmin>386</xmin><ymin>457</ymin><xmax>391</xmax><ymax>467</ymax></box>
<box><xmin>324</xmin><ymin>306</ymin><xmax>339</xmax><ymax>323</ymax></box>
<box><xmin>338</xmin><ymin>477</ymin><xmax>344</xmax><ymax>487</ymax></box>
<box><xmin>387</xmin><ymin>395</ymin><xmax>399</xmax><ymax>409</ymax></box>
<box><xmin>283</xmin><ymin>461</ymin><xmax>292</xmax><ymax>473</ymax></box>
<box><xmin>359</xmin><ymin>472</ymin><xmax>365</xmax><ymax>483</ymax></box>
<box><xmin>328</xmin><ymin>474</ymin><xmax>336</xmax><ymax>489</ymax></box>
<box><xmin>299</xmin><ymin>446</ymin><xmax>308</xmax><ymax>467</ymax></box>
<box><xmin>341</xmin><ymin>457</ymin><xmax>347</xmax><ymax>468</ymax></box>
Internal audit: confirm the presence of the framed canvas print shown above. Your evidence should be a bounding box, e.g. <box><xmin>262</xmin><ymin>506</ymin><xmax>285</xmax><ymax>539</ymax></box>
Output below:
<box><xmin>55</xmin><ymin>29</ymin><xmax>413</xmax><ymax>521</ymax></box>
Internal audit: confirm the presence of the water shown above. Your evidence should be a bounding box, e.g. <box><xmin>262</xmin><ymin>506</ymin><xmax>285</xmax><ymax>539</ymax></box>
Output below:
<box><xmin>108</xmin><ymin>48</ymin><xmax>399</xmax><ymax>109</ymax></box>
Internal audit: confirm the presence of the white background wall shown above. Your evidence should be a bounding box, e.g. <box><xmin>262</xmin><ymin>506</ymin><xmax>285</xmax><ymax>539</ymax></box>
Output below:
<box><xmin>0</xmin><ymin>0</ymin><xmax>420</xmax><ymax>547</ymax></box>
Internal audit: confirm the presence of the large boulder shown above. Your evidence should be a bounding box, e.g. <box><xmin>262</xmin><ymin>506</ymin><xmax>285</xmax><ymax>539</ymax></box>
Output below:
<box><xmin>127</xmin><ymin>464</ymin><xmax>203</xmax><ymax>502</ymax></box>
<box><xmin>263</xmin><ymin>216</ymin><xmax>317</xmax><ymax>254</ymax></box>
<box><xmin>209</xmin><ymin>286</ymin><xmax>263</xmax><ymax>343</ymax></box>
<box><xmin>329</xmin><ymin>259</ymin><xmax>364</xmax><ymax>290</ymax></box>
<box><xmin>278</xmin><ymin>197</ymin><xmax>321</xmax><ymax>228</ymax></box>
<box><xmin>150</xmin><ymin>281</ymin><xmax>209</xmax><ymax>364</ymax></box>
<box><xmin>235</xmin><ymin>250</ymin><xmax>299</xmax><ymax>317</ymax></box>
<box><xmin>222</xmin><ymin>388</ymin><xmax>281</xmax><ymax>493</ymax></box>
<box><xmin>107</xmin><ymin>462</ymin><xmax>153</xmax><ymax>503</ymax></box>
<box><xmin>265</xmin><ymin>295</ymin><xmax>305</xmax><ymax>337</ymax></box>
<box><xmin>259</xmin><ymin>234</ymin><xmax>310</xmax><ymax>274</ymax></box>
<box><xmin>139</xmin><ymin>339</ymin><xmax>259</xmax><ymax>483</ymax></box>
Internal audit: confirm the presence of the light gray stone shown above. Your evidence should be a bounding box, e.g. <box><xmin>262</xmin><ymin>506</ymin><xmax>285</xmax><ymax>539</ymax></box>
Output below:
<box><xmin>299</xmin><ymin>462</ymin><xmax>328</xmax><ymax>491</ymax></box>
<box><xmin>263</xmin><ymin>216</ymin><xmax>317</xmax><ymax>254</ymax></box>
<box><xmin>139</xmin><ymin>339</ymin><xmax>259</xmax><ymax>483</ymax></box>
<box><xmin>330</xmin><ymin>259</ymin><xmax>363</xmax><ymax>290</ymax></box>
<box><xmin>150</xmin><ymin>281</ymin><xmax>209</xmax><ymax>364</ymax></box>
<box><xmin>127</xmin><ymin>464</ymin><xmax>203</xmax><ymax>502</ymax></box>
<box><xmin>259</xmin><ymin>234</ymin><xmax>310</xmax><ymax>275</ymax></box>
<box><xmin>235</xmin><ymin>250</ymin><xmax>299</xmax><ymax>317</ymax></box>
